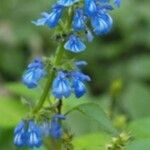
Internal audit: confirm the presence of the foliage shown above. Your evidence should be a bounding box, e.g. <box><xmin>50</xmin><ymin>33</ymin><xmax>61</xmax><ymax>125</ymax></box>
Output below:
<box><xmin>0</xmin><ymin>0</ymin><xmax>150</xmax><ymax>149</ymax></box>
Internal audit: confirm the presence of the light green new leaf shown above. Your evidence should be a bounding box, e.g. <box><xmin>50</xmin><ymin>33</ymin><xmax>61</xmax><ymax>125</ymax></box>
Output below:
<box><xmin>0</xmin><ymin>97</ymin><xmax>27</xmax><ymax>128</ymax></box>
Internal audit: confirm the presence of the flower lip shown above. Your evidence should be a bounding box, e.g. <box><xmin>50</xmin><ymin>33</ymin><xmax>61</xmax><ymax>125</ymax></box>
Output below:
<box><xmin>52</xmin><ymin>71</ymin><xmax>72</xmax><ymax>99</ymax></box>
<box><xmin>72</xmin><ymin>9</ymin><xmax>86</xmax><ymax>31</ymax></box>
<box><xmin>64</xmin><ymin>34</ymin><xmax>86</xmax><ymax>53</ymax></box>
<box><xmin>75</xmin><ymin>61</ymin><xmax>88</xmax><ymax>68</ymax></box>
<box><xmin>32</xmin><ymin>4</ymin><xmax>64</xmax><ymax>28</ymax></box>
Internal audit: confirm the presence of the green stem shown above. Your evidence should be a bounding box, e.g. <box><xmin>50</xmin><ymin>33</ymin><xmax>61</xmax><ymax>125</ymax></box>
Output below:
<box><xmin>32</xmin><ymin>44</ymin><xmax>64</xmax><ymax>114</ymax></box>
<box><xmin>57</xmin><ymin>99</ymin><xmax>63</xmax><ymax>114</ymax></box>
<box><xmin>109</xmin><ymin>96</ymin><xmax>117</xmax><ymax>119</ymax></box>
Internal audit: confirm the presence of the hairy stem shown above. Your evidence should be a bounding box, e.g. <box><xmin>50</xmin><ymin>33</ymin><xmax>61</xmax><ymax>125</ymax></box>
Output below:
<box><xmin>32</xmin><ymin>44</ymin><xmax>64</xmax><ymax>114</ymax></box>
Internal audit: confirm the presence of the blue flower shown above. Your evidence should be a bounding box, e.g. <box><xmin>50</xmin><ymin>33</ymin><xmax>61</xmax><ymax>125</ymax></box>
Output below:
<box><xmin>22</xmin><ymin>58</ymin><xmax>46</xmax><ymax>89</ymax></box>
<box><xmin>71</xmin><ymin>71</ymin><xmax>91</xmax><ymax>98</ymax></box>
<box><xmin>64</xmin><ymin>35</ymin><xmax>86</xmax><ymax>53</ymax></box>
<box><xmin>14</xmin><ymin>121</ymin><xmax>26</xmax><ymax>147</ymax></box>
<box><xmin>58</xmin><ymin>0</ymin><xmax>79</xmax><ymax>6</ymax></box>
<box><xmin>52</xmin><ymin>71</ymin><xmax>71</xmax><ymax>99</ymax></box>
<box><xmin>75</xmin><ymin>61</ymin><xmax>88</xmax><ymax>68</ymax></box>
<box><xmin>14</xmin><ymin>121</ymin><xmax>42</xmax><ymax>148</ymax></box>
<box><xmin>27</xmin><ymin>121</ymin><xmax>42</xmax><ymax>148</ymax></box>
<box><xmin>32</xmin><ymin>13</ymin><xmax>48</xmax><ymax>26</ymax></box>
<box><xmin>98</xmin><ymin>4</ymin><xmax>114</xmax><ymax>11</ymax></box>
<box><xmin>50</xmin><ymin>114</ymin><xmax>65</xmax><ymax>139</ymax></box>
<box><xmin>98</xmin><ymin>0</ymin><xmax>109</xmax><ymax>3</ymax></box>
<box><xmin>72</xmin><ymin>9</ymin><xmax>86</xmax><ymax>31</ymax></box>
<box><xmin>86</xmin><ymin>30</ymin><xmax>94</xmax><ymax>42</ymax></box>
<box><xmin>73</xmin><ymin>79</ymin><xmax>86</xmax><ymax>98</ymax></box>
<box><xmin>33</xmin><ymin>4</ymin><xmax>64</xmax><ymax>28</ymax></box>
<box><xmin>33</xmin><ymin>0</ymin><xmax>120</xmax><ymax>46</ymax></box>
<box><xmin>114</xmin><ymin>0</ymin><xmax>121</xmax><ymax>7</ymax></box>
<box><xmin>40</xmin><ymin>122</ymin><xmax>50</xmax><ymax>137</ymax></box>
<box><xmin>71</xmin><ymin>71</ymin><xmax>91</xmax><ymax>81</ymax></box>
<box><xmin>91</xmin><ymin>10</ymin><xmax>113</xmax><ymax>35</ymax></box>
<box><xmin>85</xmin><ymin>0</ymin><xmax>97</xmax><ymax>17</ymax></box>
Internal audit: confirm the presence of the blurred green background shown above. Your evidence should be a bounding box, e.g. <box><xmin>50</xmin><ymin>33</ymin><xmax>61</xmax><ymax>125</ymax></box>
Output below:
<box><xmin>0</xmin><ymin>0</ymin><xmax>150</xmax><ymax>149</ymax></box>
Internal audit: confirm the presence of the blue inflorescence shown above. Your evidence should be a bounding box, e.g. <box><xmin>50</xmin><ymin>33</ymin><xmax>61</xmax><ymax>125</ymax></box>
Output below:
<box><xmin>33</xmin><ymin>0</ymin><xmax>121</xmax><ymax>53</ymax></box>
<box><xmin>52</xmin><ymin>61</ymin><xmax>91</xmax><ymax>99</ymax></box>
<box><xmin>15</xmin><ymin>0</ymin><xmax>121</xmax><ymax>148</ymax></box>
<box><xmin>14</xmin><ymin>120</ymin><xmax>42</xmax><ymax>148</ymax></box>
<box><xmin>14</xmin><ymin>116</ymin><xmax>65</xmax><ymax>148</ymax></box>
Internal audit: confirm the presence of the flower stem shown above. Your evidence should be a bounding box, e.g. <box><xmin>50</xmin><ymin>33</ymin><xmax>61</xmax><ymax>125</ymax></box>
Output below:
<box><xmin>109</xmin><ymin>96</ymin><xmax>117</xmax><ymax>119</ymax></box>
<box><xmin>57</xmin><ymin>99</ymin><xmax>63</xmax><ymax>114</ymax></box>
<box><xmin>32</xmin><ymin>43</ymin><xmax>64</xmax><ymax>114</ymax></box>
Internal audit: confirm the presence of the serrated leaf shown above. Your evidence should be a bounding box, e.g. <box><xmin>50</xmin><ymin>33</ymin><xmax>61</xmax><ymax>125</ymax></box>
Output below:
<box><xmin>73</xmin><ymin>133</ymin><xmax>110</xmax><ymax>150</ymax></box>
<box><xmin>0</xmin><ymin>97</ymin><xmax>27</xmax><ymax>128</ymax></box>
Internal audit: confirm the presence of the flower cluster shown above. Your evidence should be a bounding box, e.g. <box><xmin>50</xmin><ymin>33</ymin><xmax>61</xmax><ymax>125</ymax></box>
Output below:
<box><xmin>14</xmin><ymin>0</ymin><xmax>121</xmax><ymax>148</ymax></box>
<box><xmin>14</xmin><ymin>120</ymin><xmax>42</xmax><ymax>148</ymax></box>
<box><xmin>22</xmin><ymin>58</ymin><xmax>90</xmax><ymax>99</ymax></box>
<box><xmin>14</xmin><ymin>115</ymin><xmax>65</xmax><ymax>148</ymax></box>
<box><xmin>33</xmin><ymin>0</ymin><xmax>121</xmax><ymax>53</ymax></box>
<box><xmin>52</xmin><ymin>69</ymin><xmax>91</xmax><ymax>99</ymax></box>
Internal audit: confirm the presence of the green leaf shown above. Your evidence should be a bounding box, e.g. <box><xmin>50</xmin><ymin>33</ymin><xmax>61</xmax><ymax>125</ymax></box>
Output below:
<box><xmin>125</xmin><ymin>139</ymin><xmax>150</xmax><ymax>150</ymax></box>
<box><xmin>66</xmin><ymin>100</ymin><xmax>118</xmax><ymax>135</ymax></box>
<box><xmin>62</xmin><ymin>95</ymin><xmax>91</xmax><ymax>115</ymax></box>
<box><xmin>5</xmin><ymin>82</ymin><xmax>40</xmax><ymax>100</ymax></box>
<box><xmin>73</xmin><ymin>133</ymin><xmax>110</xmax><ymax>150</ymax></box>
<box><xmin>121</xmin><ymin>82</ymin><xmax>150</xmax><ymax>119</ymax></box>
<box><xmin>0</xmin><ymin>97</ymin><xmax>27</xmax><ymax>128</ymax></box>
<box><xmin>127</xmin><ymin>55</ymin><xmax>150</xmax><ymax>80</ymax></box>
<box><xmin>127</xmin><ymin>118</ymin><xmax>150</xmax><ymax>139</ymax></box>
